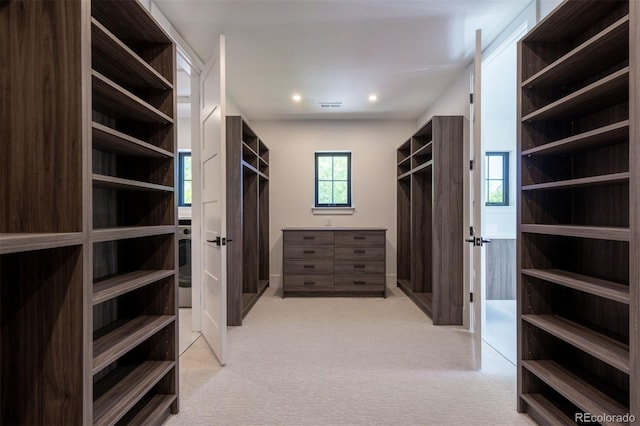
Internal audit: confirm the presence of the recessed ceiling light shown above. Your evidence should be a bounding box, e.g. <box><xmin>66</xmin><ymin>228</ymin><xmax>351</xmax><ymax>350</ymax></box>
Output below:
<box><xmin>368</xmin><ymin>94</ymin><xmax>378</xmax><ymax>102</ymax></box>
<box><xmin>292</xmin><ymin>94</ymin><xmax>302</xmax><ymax>102</ymax></box>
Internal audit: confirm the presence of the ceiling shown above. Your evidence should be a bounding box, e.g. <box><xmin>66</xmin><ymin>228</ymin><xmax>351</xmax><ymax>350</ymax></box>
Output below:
<box><xmin>156</xmin><ymin>0</ymin><xmax>533</xmax><ymax>120</ymax></box>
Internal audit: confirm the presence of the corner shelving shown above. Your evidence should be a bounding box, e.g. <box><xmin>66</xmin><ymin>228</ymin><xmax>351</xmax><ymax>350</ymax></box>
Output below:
<box><xmin>396</xmin><ymin>116</ymin><xmax>464</xmax><ymax>325</ymax></box>
<box><xmin>517</xmin><ymin>0</ymin><xmax>637</xmax><ymax>422</ymax></box>
<box><xmin>227</xmin><ymin>116</ymin><xmax>270</xmax><ymax>325</ymax></box>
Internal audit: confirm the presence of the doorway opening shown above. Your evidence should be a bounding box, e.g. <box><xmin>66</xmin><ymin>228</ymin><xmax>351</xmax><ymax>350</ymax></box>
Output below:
<box><xmin>480</xmin><ymin>22</ymin><xmax>528</xmax><ymax>365</ymax></box>
<box><xmin>176</xmin><ymin>53</ymin><xmax>201</xmax><ymax>355</ymax></box>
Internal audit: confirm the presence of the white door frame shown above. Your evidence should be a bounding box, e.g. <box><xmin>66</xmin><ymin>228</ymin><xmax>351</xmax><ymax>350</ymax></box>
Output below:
<box><xmin>470</xmin><ymin>29</ymin><xmax>483</xmax><ymax>370</ymax></box>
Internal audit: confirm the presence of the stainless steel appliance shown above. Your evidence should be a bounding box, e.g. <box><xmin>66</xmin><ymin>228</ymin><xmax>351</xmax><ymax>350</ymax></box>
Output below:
<box><xmin>178</xmin><ymin>220</ymin><xmax>192</xmax><ymax>307</ymax></box>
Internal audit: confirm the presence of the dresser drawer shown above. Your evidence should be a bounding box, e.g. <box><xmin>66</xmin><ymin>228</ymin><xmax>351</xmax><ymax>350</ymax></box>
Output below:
<box><xmin>335</xmin><ymin>275</ymin><xmax>385</xmax><ymax>291</ymax></box>
<box><xmin>284</xmin><ymin>275</ymin><xmax>334</xmax><ymax>291</ymax></box>
<box><xmin>284</xmin><ymin>259</ymin><xmax>334</xmax><ymax>275</ymax></box>
<box><xmin>284</xmin><ymin>231</ymin><xmax>334</xmax><ymax>245</ymax></box>
<box><xmin>334</xmin><ymin>246</ymin><xmax>384</xmax><ymax>260</ymax></box>
<box><xmin>335</xmin><ymin>260</ymin><xmax>385</xmax><ymax>275</ymax></box>
<box><xmin>334</xmin><ymin>231</ymin><xmax>385</xmax><ymax>246</ymax></box>
<box><xmin>284</xmin><ymin>245</ymin><xmax>334</xmax><ymax>259</ymax></box>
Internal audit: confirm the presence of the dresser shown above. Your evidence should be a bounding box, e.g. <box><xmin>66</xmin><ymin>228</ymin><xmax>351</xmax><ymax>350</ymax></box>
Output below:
<box><xmin>282</xmin><ymin>227</ymin><xmax>386</xmax><ymax>297</ymax></box>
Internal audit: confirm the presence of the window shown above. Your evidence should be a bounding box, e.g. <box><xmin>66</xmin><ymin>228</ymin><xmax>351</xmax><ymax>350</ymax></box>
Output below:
<box><xmin>485</xmin><ymin>152</ymin><xmax>509</xmax><ymax>206</ymax></box>
<box><xmin>315</xmin><ymin>152</ymin><xmax>351</xmax><ymax>207</ymax></box>
<box><xmin>179</xmin><ymin>152</ymin><xmax>192</xmax><ymax>206</ymax></box>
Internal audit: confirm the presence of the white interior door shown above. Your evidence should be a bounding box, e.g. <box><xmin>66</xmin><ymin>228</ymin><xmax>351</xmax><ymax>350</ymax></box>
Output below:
<box><xmin>470</xmin><ymin>29</ymin><xmax>484</xmax><ymax>370</ymax></box>
<box><xmin>199</xmin><ymin>35</ymin><xmax>227</xmax><ymax>365</ymax></box>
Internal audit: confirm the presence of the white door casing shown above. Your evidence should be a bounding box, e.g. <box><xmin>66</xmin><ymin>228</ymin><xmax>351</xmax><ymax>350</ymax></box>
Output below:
<box><xmin>199</xmin><ymin>35</ymin><xmax>227</xmax><ymax>365</ymax></box>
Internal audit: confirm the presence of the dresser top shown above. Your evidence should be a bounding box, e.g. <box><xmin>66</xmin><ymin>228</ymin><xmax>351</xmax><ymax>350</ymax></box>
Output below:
<box><xmin>282</xmin><ymin>227</ymin><xmax>387</xmax><ymax>231</ymax></box>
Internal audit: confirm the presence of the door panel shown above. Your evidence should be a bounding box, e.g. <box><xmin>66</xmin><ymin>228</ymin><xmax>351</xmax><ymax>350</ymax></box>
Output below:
<box><xmin>199</xmin><ymin>35</ymin><xmax>227</xmax><ymax>365</ymax></box>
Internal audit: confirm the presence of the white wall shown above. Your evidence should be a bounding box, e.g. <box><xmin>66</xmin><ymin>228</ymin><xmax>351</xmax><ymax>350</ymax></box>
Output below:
<box><xmin>251</xmin><ymin>119</ymin><xmax>416</xmax><ymax>289</ymax></box>
<box><xmin>417</xmin><ymin>67</ymin><xmax>472</xmax><ymax>126</ymax></box>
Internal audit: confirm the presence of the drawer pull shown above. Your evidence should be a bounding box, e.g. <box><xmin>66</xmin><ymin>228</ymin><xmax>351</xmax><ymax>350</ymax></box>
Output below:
<box><xmin>303</xmin><ymin>265</ymin><xmax>315</xmax><ymax>269</ymax></box>
<box><xmin>303</xmin><ymin>281</ymin><xmax>315</xmax><ymax>286</ymax></box>
<box><xmin>354</xmin><ymin>281</ymin><xmax>366</xmax><ymax>285</ymax></box>
<box><xmin>354</xmin><ymin>264</ymin><xmax>366</xmax><ymax>269</ymax></box>
<box><xmin>354</xmin><ymin>249</ymin><xmax>365</xmax><ymax>254</ymax></box>
<box><xmin>303</xmin><ymin>236</ymin><xmax>315</xmax><ymax>240</ymax></box>
<box><xmin>303</xmin><ymin>250</ymin><xmax>315</xmax><ymax>254</ymax></box>
<box><xmin>354</xmin><ymin>236</ymin><xmax>366</xmax><ymax>240</ymax></box>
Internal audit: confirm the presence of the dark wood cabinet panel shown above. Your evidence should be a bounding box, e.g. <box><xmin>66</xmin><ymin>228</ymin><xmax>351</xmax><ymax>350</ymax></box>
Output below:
<box><xmin>1</xmin><ymin>1</ymin><xmax>178</xmax><ymax>423</ymax></box>
<box><xmin>283</xmin><ymin>228</ymin><xmax>386</xmax><ymax>297</ymax></box>
<box><xmin>517</xmin><ymin>0</ymin><xmax>638</xmax><ymax>421</ymax></box>
<box><xmin>396</xmin><ymin>116</ymin><xmax>464</xmax><ymax>325</ymax></box>
<box><xmin>226</xmin><ymin>116</ymin><xmax>270</xmax><ymax>325</ymax></box>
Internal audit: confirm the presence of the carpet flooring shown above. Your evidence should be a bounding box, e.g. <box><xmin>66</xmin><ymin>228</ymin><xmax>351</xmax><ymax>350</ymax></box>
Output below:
<box><xmin>167</xmin><ymin>287</ymin><xmax>533</xmax><ymax>425</ymax></box>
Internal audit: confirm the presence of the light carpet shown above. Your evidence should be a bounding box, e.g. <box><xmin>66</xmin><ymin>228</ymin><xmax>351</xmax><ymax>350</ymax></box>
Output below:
<box><xmin>168</xmin><ymin>287</ymin><xmax>534</xmax><ymax>426</ymax></box>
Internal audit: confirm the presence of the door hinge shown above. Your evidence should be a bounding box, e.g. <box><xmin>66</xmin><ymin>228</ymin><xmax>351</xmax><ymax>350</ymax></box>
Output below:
<box><xmin>470</xmin><ymin>93</ymin><xmax>474</xmax><ymax>104</ymax></box>
<box><xmin>470</xmin><ymin>292</ymin><xmax>474</xmax><ymax>303</ymax></box>
<box><xmin>470</xmin><ymin>160</ymin><xmax>474</xmax><ymax>170</ymax></box>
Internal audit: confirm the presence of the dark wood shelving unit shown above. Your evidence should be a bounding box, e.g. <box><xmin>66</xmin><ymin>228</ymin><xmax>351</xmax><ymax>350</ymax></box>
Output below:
<box><xmin>93</xmin><ymin>361</ymin><xmax>175</xmax><ymax>426</ymax></box>
<box><xmin>93</xmin><ymin>270</ymin><xmax>176</xmax><ymax>305</ymax></box>
<box><xmin>523</xmin><ymin>360</ymin><xmax>629</xmax><ymax>417</ymax></box>
<box><xmin>92</xmin><ymin>122</ymin><xmax>173</xmax><ymax>158</ymax></box>
<box><xmin>517</xmin><ymin>0</ymin><xmax>638</xmax><ymax>422</ymax></box>
<box><xmin>93</xmin><ymin>315</ymin><xmax>175</xmax><ymax>374</ymax></box>
<box><xmin>227</xmin><ymin>116</ymin><xmax>270</xmax><ymax>325</ymax></box>
<box><xmin>521</xmin><ymin>269</ymin><xmax>629</xmax><ymax>304</ymax></box>
<box><xmin>91</xmin><ymin>19</ymin><xmax>172</xmax><ymax>91</ymax></box>
<box><xmin>0</xmin><ymin>232</ymin><xmax>85</xmax><ymax>254</ymax></box>
<box><xmin>2</xmin><ymin>1</ymin><xmax>178</xmax><ymax>424</ymax></box>
<box><xmin>396</xmin><ymin>116</ymin><xmax>464</xmax><ymax>325</ymax></box>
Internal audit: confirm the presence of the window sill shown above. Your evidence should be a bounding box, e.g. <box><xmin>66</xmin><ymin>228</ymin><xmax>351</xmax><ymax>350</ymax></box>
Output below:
<box><xmin>311</xmin><ymin>207</ymin><xmax>355</xmax><ymax>215</ymax></box>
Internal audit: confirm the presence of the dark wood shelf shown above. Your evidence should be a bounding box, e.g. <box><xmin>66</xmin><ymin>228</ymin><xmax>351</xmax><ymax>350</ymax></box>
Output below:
<box><xmin>521</xmin><ymin>121</ymin><xmax>629</xmax><ymax>156</ymax></box>
<box><xmin>92</xmin><ymin>122</ymin><xmax>173</xmax><ymax>158</ymax></box>
<box><xmin>522</xmin><ymin>67</ymin><xmax>629</xmax><ymax>122</ymax></box>
<box><xmin>241</xmin><ymin>161</ymin><xmax>260</xmax><ymax>175</ymax></box>
<box><xmin>411</xmin><ymin>160</ymin><xmax>433</xmax><ymax>174</ymax></box>
<box><xmin>118</xmin><ymin>394</ymin><xmax>176</xmax><ymax>426</ymax></box>
<box><xmin>91</xmin><ymin>225</ymin><xmax>176</xmax><ymax>242</ymax></box>
<box><xmin>91</xmin><ymin>18</ymin><xmax>172</xmax><ymax>91</ymax></box>
<box><xmin>93</xmin><ymin>174</ymin><xmax>174</xmax><ymax>192</ymax></box>
<box><xmin>92</xmin><ymin>71</ymin><xmax>173</xmax><ymax>124</ymax></box>
<box><xmin>93</xmin><ymin>270</ymin><xmax>175</xmax><ymax>305</ymax></box>
<box><xmin>93</xmin><ymin>361</ymin><xmax>174</xmax><ymax>426</ymax></box>
<box><xmin>397</xmin><ymin>170</ymin><xmax>412</xmax><ymax>180</ymax></box>
<box><xmin>523</xmin><ymin>1</ymin><xmax>622</xmax><ymax>42</ymax></box>
<box><xmin>93</xmin><ymin>315</ymin><xmax>175</xmax><ymax>374</ymax></box>
<box><xmin>522</xmin><ymin>172</ymin><xmax>629</xmax><ymax>191</ymax></box>
<box><xmin>92</xmin><ymin>0</ymin><xmax>172</xmax><ymax>44</ymax></box>
<box><xmin>522</xmin><ymin>360</ymin><xmax>629</xmax><ymax>418</ymax></box>
<box><xmin>397</xmin><ymin>156</ymin><xmax>411</xmax><ymax>167</ymax></box>
<box><xmin>242</xmin><ymin>141</ymin><xmax>259</xmax><ymax>158</ymax></box>
<box><xmin>520</xmin><ymin>224</ymin><xmax>630</xmax><ymax>241</ymax></box>
<box><xmin>412</xmin><ymin>141</ymin><xmax>433</xmax><ymax>157</ymax></box>
<box><xmin>522</xmin><ymin>315</ymin><xmax>629</xmax><ymax>373</ymax></box>
<box><xmin>521</xmin><ymin>269</ymin><xmax>629</xmax><ymax>304</ymax></box>
<box><xmin>0</xmin><ymin>232</ymin><xmax>83</xmax><ymax>254</ymax></box>
<box><xmin>520</xmin><ymin>394</ymin><xmax>577</xmax><ymax>426</ymax></box>
<box><xmin>522</xmin><ymin>16</ymin><xmax>629</xmax><ymax>89</ymax></box>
